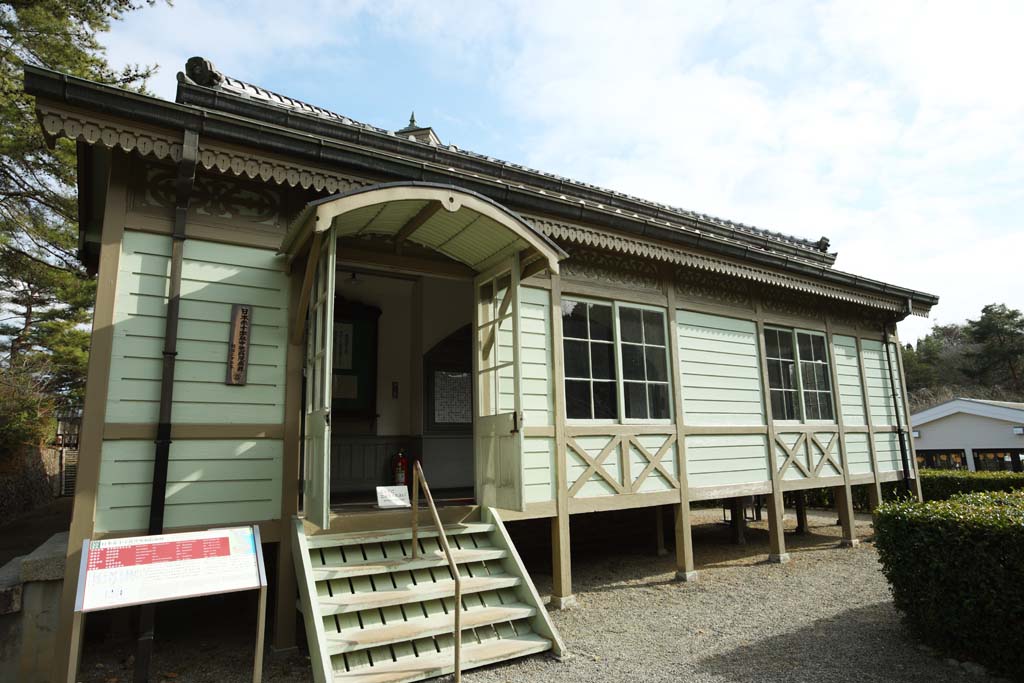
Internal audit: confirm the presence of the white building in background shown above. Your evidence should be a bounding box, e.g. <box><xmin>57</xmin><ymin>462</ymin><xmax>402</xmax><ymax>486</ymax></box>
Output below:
<box><xmin>911</xmin><ymin>398</ymin><xmax>1024</xmax><ymax>472</ymax></box>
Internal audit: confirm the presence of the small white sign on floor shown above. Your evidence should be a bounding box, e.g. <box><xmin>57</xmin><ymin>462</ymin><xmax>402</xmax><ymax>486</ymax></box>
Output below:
<box><xmin>376</xmin><ymin>485</ymin><xmax>411</xmax><ymax>508</ymax></box>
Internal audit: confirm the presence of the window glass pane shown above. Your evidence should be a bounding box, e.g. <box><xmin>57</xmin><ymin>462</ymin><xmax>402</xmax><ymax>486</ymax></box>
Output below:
<box><xmin>589</xmin><ymin>303</ymin><xmax>613</xmax><ymax>341</ymax></box>
<box><xmin>619</xmin><ymin>307</ymin><xmax>643</xmax><ymax>343</ymax></box>
<box><xmin>804</xmin><ymin>393</ymin><xmax>820</xmax><ymax>420</ymax></box>
<box><xmin>624</xmin><ymin>381</ymin><xmax>647</xmax><ymax>419</ymax></box>
<box><xmin>775</xmin><ymin>360</ymin><xmax>796</xmax><ymax>391</ymax></box>
<box><xmin>812</xmin><ymin>334</ymin><xmax>827</xmax><ymax>360</ymax></box>
<box><xmin>566</xmin><ymin>380</ymin><xmax>591</xmax><ymax>419</ymax></box>
<box><xmin>648</xmin><ymin>384</ymin><xmax>670</xmax><ymax>419</ymax></box>
<box><xmin>591</xmin><ymin>341</ymin><xmax>615</xmax><ymax>380</ymax></box>
<box><xmin>645</xmin><ymin>346</ymin><xmax>667</xmax><ymax>382</ymax></box>
<box><xmin>800</xmin><ymin>361</ymin><xmax>817</xmax><ymax>391</ymax></box>
<box><xmin>771</xmin><ymin>389</ymin><xmax>797</xmax><ymax>420</ymax></box>
<box><xmin>819</xmin><ymin>394</ymin><xmax>835</xmax><ymax>421</ymax></box>
<box><xmin>777</xmin><ymin>330</ymin><xmax>794</xmax><ymax>359</ymax></box>
<box><xmin>564</xmin><ymin>340</ymin><xmax>590</xmax><ymax>378</ymax></box>
<box><xmin>621</xmin><ymin>344</ymin><xmax>645</xmax><ymax>380</ymax></box>
<box><xmin>642</xmin><ymin>310</ymin><xmax>666</xmax><ymax>346</ymax></box>
<box><xmin>797</xmin><ymin>333</ymin><xmax>813</xmax><ymax>361</ymax></box>
<box><xmin>593</xmin><ymin>381</ymin><xmax>618</xmax><ymax>419</ymax></box>
<box><xmin>765</xmin><ymin>329</ymin><xmax>781</xmax><ymax>358</ymax></box>
<box><xmin>767</xmin><ymin>360</ymin><xmax>783</xmax><ymax>389</ymax></box>
<box><xmin>815</xmin><ymin>364</ymin><xmax>831</xmax><ymax>391</ymax></box>
<box><xmin>770</xmin><ymin>391</ymin><xmax>785</xmax><ymax>420</ymax></box>
<box><xmin>562</xmin><ymin>300</ymin><xmax>588</xmax><ymax>339</ymax></box>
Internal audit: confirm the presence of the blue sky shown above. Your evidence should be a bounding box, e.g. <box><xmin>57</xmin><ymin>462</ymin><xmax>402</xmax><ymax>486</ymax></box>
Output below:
<box><xmin>101</xmin><ymin>1</ymin><xmax>1024</xmax><ymax>342</ymax></box>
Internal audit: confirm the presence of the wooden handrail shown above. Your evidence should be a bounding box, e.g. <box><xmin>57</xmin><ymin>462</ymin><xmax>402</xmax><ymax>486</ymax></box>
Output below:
<box><xmin>410</xmin><ymin>460</ymin><xmax>462</xmax><ymax>682</ymax></box>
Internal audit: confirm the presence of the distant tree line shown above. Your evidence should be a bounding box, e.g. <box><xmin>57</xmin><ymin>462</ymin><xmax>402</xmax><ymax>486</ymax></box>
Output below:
<box><xmin>902</xmin><ymin>304</ymin><xmax>1024</xmax><ymax>413</ymax></box>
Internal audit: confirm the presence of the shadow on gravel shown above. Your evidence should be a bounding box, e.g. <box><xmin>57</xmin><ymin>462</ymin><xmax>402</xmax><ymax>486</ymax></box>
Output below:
<box><xmin>693</xmin><ymin>602</ymin><xmax>987</xmax><ymax>683</ymax></box>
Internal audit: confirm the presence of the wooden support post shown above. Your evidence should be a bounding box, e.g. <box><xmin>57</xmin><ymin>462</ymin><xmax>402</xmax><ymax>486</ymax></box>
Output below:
<box><xmin>655</xmin><ymin>506</ymin><xmax>667</xmax><ymax>556</ymax></box>
<box><xmin>272</xmin><ymin>268</ymin><xmax>304</xmax><ymax>651</ymax></box>
<box><xmin>867</xmin><ymin>483</ymin><xmax>882</xmax><ymax>511</ymax></box>
<box><xmin>754</xmin><ymin>303</ymin><xmax>789</xmax><ymax>564</ymax></box>
<box><xmin>55</xmin><ymin>157</ymin><xmax>128</xmax><ymax>683</ymax></box>
<box><xmin>834</xmin><ymin>485</ymin><xmax>859</xmax><ymax>547</ymax></box>
<box><xmin>794</xmin><ymin>493</ymin><xmax>807</xmax><ymax>535</ymax></box>
<box><xmin>550</xmin><ymin>515</ymin><xmax>575</xmax><ymax>609</ymax></box>
<box><xmin>673</xmin><ymin>503</ymin><xmax>696</xmax><ymax>580</ymax></box>
<box><xmin>549</xmin><ymin>275</ymin><xmax>576</xmax><ymax>609</ymax></box>
<box><xmin>731</xmin><ymin>498</ymin><xmax>746</xmax><ymax>545</ymax></box>
<box><xmin>666</xmin><ymin>277</ymin><xmax>697</xmax><ymax>581</ymax></box>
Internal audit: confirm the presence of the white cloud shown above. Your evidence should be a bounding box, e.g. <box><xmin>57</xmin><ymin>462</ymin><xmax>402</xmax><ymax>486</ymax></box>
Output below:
<box><xmin>100</xmin><ymin>0</ymin><xmax>1024</xmax><ymax>343</ymax></box>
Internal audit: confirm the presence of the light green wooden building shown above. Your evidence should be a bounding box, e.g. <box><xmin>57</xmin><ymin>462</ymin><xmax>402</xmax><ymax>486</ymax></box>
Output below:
<box><xmin>25</xmin><ymin>57</ymin><xmax>937</xmax><ymax>683</ymax></box>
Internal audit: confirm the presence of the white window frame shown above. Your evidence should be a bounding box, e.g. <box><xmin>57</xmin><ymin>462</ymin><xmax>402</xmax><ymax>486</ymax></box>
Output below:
<box><xmin>764</xmin><ymin>325</ymin><xmax>837</xmax><ymax>426</ymax></box>
<box><xmin>562</xmin><ymin>295</ymin><xmax>674</xmax><ymax>426</ymax></box>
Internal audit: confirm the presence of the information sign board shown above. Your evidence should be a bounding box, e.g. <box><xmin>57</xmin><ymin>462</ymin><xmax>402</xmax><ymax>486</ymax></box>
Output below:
<box><xmin>76</xmin><ymin>526</ymin><xmax>265</xmax><ymax>613</ymax></box>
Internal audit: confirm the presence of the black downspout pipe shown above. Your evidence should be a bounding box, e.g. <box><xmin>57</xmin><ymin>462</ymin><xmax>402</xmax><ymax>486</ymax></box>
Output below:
<box><xmin>134</xmin><ymin>130</ymin><xmax>199</xmax><ymax>683</ymax></box>
<box><xmin>883</xmin><ymin>326</ymin><xmax>913</xmax><ymax>494</ymax></box>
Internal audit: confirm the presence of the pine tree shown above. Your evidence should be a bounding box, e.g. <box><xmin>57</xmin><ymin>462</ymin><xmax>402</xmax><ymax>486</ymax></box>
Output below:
<box><xmin>1</xmin><ymin>1</ymin><xmax>158</xmax><ymax>409</ymax></box>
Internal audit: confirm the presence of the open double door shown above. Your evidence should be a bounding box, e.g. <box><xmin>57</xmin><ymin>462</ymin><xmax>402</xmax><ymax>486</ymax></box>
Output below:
<box><xmin>301</xmin><ymin>232</ymin><xmax>527</xmax><ymax>528</ymax></box>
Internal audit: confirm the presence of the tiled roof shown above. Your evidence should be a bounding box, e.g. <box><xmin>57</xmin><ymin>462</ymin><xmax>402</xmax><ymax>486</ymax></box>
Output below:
<box><xmin>181</xmin><ymin>57</ymin><xmax>835</xmax><ymax>263</ymax></box>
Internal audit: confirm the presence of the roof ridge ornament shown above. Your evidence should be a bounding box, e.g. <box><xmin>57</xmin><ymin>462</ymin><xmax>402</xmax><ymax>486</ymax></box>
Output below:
<box><xmin>184</xmin><ymin>56</ymin><xmax>224</xmax><ymax>88</ymax></box>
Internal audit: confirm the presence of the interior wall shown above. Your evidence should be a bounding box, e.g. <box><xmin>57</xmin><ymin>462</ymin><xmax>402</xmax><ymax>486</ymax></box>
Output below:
<box><xmin>331</xmin><ymin>270</ymin><xmax>475</xmax><ymax>491</ymax></box>
<box><xmin>335</xmin><ymin>271</ymin><xmax>414</xmax><ymax>436</ymax></box>
<box><xmin>420</xmin><ymin>277</ymin><xmax>475</xmax><ymax>488</ymax></box>
<box><xmin>422</xmin><ymin>278</ymin><xmax>474</xmax><ymax>353</ymax></box>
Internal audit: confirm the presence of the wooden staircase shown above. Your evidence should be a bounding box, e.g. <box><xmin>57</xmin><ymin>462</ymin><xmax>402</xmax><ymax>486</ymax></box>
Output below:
<box><xmin>293</xmin><ymin>507</ymin><xmax>563</xmax><ymax>683</ymax></box>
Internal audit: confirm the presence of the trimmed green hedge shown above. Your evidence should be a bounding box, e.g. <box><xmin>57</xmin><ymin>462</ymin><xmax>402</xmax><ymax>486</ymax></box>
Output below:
<box><xmin>874</xmin><ymin>491</ymin><xmax>1024</xmax><ymax>677</ymax></box>
<box><xmin>919</xmin><ymin>468</ymin><xmax>1024</xmax><ymax>501</ymax></box>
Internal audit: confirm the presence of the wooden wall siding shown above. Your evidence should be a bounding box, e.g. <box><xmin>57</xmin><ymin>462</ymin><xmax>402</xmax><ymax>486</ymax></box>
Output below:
<box><xmin>775</xmin><ymin>431</ymin><xmax>843</xmax><ymax>481</ymax></box>
<box><xmin>845</xmin><ymin>432</ymin><xmax>873</xmax><ymax>476</ymax></box>
<box><xmin>330</xmin><ymin>436</ymin><xmax>413</xmax><ymax>493</ymax></box>
<box><xmin>566</xmin><ymin>434</ymin><xmax>622</xmax><ymax>497</ymax></box>
<box><xmin>522</xmin><ymin>437</ymin><xmax>556</xmax><ymax>503</ymax></box>
<box><xmin>676</xmin><ymin>311</ymin><xmax>765</xmax><ymax>426</ymax></box>
<box><xmin>873</xmin><ymin>432</ymin><xmax>903</xmax><ymax>473</ymax></box>
<box><xmin>497</xmin><ymin>286</ymin><xmax>553</xmax><ymax>427</ymax></box>
<box><xmin>832</xmin><ymin>335</ymin><xmax>867</xmax><ymax>426</ymax></box>
<box><xmin>564</xmin><ymin>432</ymin><xmax>678</xmax><ymax>498</ymax></box>
<box><xmin>860</xmin><ymin>339</ymin><xmax>902</xmax><ymax>428</ymax></box>
<box><xmin>94</xmin><ymin>438</ymin><xmax>282</xmax><ymax>532</ymax></box>
<box><xmin>106</xmin><ymin>231</ymin><xmax>289</xmax><ymax>424</ymax></box>
<box><xmin>684</xmin><ymin>434</ymin><xmax>770</xmax><ymax>488</ymax></box>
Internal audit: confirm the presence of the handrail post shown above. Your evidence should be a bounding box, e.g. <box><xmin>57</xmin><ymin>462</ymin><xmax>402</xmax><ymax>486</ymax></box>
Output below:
<box><xmin>411</xmin><ymin>461</ymin><xmax>461</xmax><ymax>682</ymax></box>
<box><xmin>411</xmin><ymin>463</ymin><xmax>420</xmax><ymax>559</ymax></box>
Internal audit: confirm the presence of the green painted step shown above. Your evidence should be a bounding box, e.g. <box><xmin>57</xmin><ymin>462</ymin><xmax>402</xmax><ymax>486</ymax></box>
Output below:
<box><xmin>332</xmin><ymin>632</ymin><xmax>551</xmax><ymax>683</ymax></box>
<box><xmin>318</xmin><ymin>575</ymin><xmax>521</xmax><ymax>616</ymax></box>
<box><xmin>324</xmin><ymin>603</ymin><xmax>536</xmax><ymax>655</ymax></box>
<box><xmin>311</xmin><ymin>548</ymin><xmax>507</xmax><ymax>581</ymax></box>
<box><xmin>306</xmin><ymin>523</ymin><xmax>495</xmax><ymax>550</ymax></box>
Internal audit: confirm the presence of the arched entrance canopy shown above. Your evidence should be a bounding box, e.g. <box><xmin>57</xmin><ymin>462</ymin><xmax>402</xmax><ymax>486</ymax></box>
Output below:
<box><xmin>290</xmin><ymin>184</ymin><xmax>567</xmax><ymax>526</ymax></box>
<box><xmin>281</xmin><ymin>182</ymin><xmax>567</xmax><ymax>274</ymax></box>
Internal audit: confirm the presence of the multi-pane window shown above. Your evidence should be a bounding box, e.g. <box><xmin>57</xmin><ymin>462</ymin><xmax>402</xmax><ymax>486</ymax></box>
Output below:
<box><xmin>562</xmin><ymin>299</ymin><xmax>671</xmax><ymax>421</ymax></box>
<box><xmin>764</xmin><ymin>327</ymin><xmax>835</xmax><ymax>422</ymax></box>
<box><xmin>797</xmin><ymin>333</ymin><xmax>833</xmax><ymax>420</ymax></box>
<box><xmin>562</xmin><ymin>300</ymin><xmax>617</xmax><ymax>419</ymax></box>
<box><xmin>764</xmin><ymin>328</ymin><xmax>799</xmax><ymax>420</ymax></box>
<box><xmin>618</xmin><ymin>307</ymin><xmax>670</xmax><ymax>419</ymax></box>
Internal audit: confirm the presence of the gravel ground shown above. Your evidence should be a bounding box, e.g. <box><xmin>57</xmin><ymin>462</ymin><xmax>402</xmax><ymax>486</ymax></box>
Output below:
<box><xmin>76</xmin><ymin>508</ymin><xmax>1002</xmax><ymax>683</ymax></box>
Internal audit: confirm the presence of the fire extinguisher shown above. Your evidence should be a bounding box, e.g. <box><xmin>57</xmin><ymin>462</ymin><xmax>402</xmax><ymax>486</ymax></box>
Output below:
<box><xmin>393</xmin><ymin>448</ymin><xmax>409</xmax><ymax>487</ymax></box>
